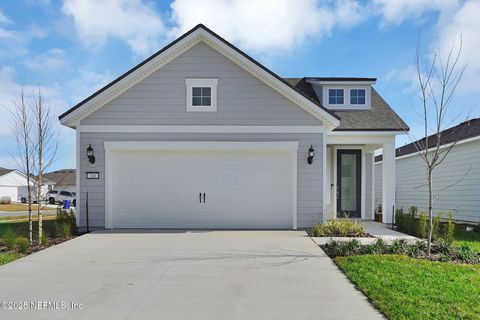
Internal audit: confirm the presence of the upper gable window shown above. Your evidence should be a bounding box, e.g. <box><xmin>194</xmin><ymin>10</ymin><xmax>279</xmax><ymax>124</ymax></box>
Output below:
<box><xmin>350</xmin><ymin>89</ymin><xmax>366</xmax><ymax>105</ymax></box>
<box><xmin>328</xmin><ymin>89</ymin><xmax>344</xmax><ymax>105</ymax></box>
<box><xmin>186</xmin><ymin>79</ymin><xmax>218</xmax><ymax>112</ymax></box>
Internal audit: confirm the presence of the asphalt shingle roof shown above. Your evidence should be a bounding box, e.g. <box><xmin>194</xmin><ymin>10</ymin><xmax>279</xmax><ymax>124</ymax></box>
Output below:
<box><xmin>0</xmin><ymin>167</ymin><xmax>14</xmax><ymax>177</ymax></box>
<box><xmin>42</xmin><ymin>169</ymin><xmax>76</xmax><ymax>186</ymax></box>
<box><xmin>284</xmin><ymin>77</ymin><xmax>409</xmax><ymax>131</ymax></box>
<box><xmin>375</xmin><ymin>118</ymin><xmax>480</xmax><ymax>162</ymax></box>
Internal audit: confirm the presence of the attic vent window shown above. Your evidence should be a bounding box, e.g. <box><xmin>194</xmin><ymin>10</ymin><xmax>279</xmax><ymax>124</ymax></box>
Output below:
<box><xmin>328</xmin><ymin>89</ymin><xmax>344</xmax><ymax>105</ymax></box>
<box><xmin>186</xmin><ymin>79</ymin><xmax>218</xmax><ymax>112</ymax></box>
<box><xmin>350</xmin><ymin>89</ymin><xmax>366</xmax><ymax>104</ymax></box>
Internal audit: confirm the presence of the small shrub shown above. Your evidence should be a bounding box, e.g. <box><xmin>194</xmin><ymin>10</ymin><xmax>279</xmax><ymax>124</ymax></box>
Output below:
<box><xmin>57</xmin><ymin>223</ymin><xmax>72</xmax><ymax>237</ymax></box>
<box><xmin>311</xmin><ymin>220</ymin><xmax>365</xmax><ymax>237</ymax></box>
<box><xmin>389</xmin><ymin>239</ymin><xmax>409</xmax><ymax>254</ymax></box>
<box><xmin>418</xmin><ymin>212</ymin><xmax>428</xmax><ymax>238</ymax></box>
<box><xmin>325</xmin><ymin>239</ymin><xmax>361</xmax><ymax>257</ymax></box>
<box><xmin>432</xmin><ymin>213</ymin><xmax>442</xmax><ymax>240</ymax></box>
<box><xmin>16</xmin><ymin>237</ymin><xmax>29</xmax><ymax>253</ymax></box>
<box><xmin>40</xmin><ymin>230</ymin><xmax>49</xmax><ymax>246</ymax></box>
<box><xmin>435</xmin><ymin>239</ymin><xmax>453</xmax><ymax>255</ymax></box>
<box><xmin>458</xmin><ymin>245</ymin><xmax>477</xmax><ymax>263</ymax></box>
<box><xmin>395</xmin><ymin>207</ymin><xmax>404</xmax><ymax>231</ymax></box>
<box><xmin>443</xmin><ymin>212</ymin><xmax>455</xmax><ymax>243</ymax></box>
<box><xmin>362</xmin><ymin>238</ymin><xmax>388</xmax><ymax>255</ymax></box>
<box><xmin>1</xmin><ymin>227</ymin><xmax>17</xmax><ymax>251</ymax></box>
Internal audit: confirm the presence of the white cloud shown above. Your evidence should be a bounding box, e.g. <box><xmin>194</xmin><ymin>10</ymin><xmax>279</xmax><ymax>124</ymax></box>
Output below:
<box><xmin>169</xmin><ymin>0</ymin><xmax>366</xmax><ymax>54</ymax></box>
<box><xmin>62</xmin><ymin>0</ymin><xmax>166</xmax><ymax>56</ymax></box>
<box><xmin>0</xmin><ymin>9</ymin><xmax>12</xmax><ymax>25</ymax></box>
<box><xmin>434</xmin><ymin>0</ymin><xmax>480</xmax><ymax>93</ymax></box>
<box><xmin>24</xmin><ymin>48</ymin><xmax>70</xmax><ymax>72</ymax></box>
<box><xmin>374</xmin><ymin>0</ymin><xmax>459</xmax><ymax>26</ymax></box>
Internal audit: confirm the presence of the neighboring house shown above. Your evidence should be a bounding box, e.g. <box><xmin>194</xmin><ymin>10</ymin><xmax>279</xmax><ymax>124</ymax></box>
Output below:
<box><xmin>43</xmin><ymin>169</ymin><xmax>76</xmax><ymax>193</ymax></box>
<box><xmin>59</xmin><ymin>24</ymin><xmax>408</xmax><ymax>230</ymax></box>
<box><xmin>0</xmin><ymin>167</ymin><xmax>28</xmax><ymax>202</ymax></box>
<box><xmin>375</xmin><ymin>118</ymin><xmax>480</xmax><ymax>223</ymax></box>
<box><xmin>0</xmin><ymin>167</ymin><xmax>47</xmax><ymax>202</ymax></box>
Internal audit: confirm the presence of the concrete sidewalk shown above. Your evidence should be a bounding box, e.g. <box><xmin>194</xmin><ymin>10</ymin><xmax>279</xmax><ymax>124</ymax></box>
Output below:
<box><xmin>0</xmin><ymin>230</ymin><xmax>383</xmax><ymax>320</ymax></box>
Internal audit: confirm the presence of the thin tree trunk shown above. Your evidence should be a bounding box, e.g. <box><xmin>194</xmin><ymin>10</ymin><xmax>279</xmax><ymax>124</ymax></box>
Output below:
<box><xmin>427</xmin><ymin>169</ymin><xmax>433</xmax><ymax>256</ymax></box>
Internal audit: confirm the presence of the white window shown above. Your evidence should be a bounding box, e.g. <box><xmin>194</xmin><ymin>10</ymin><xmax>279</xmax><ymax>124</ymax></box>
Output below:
<box><xmin>328</xmin><ymin>89</ymin><xmax>344</xmax><ymax>105</ymax></box>
<box><xmin>186</xmin><ymin>79</ymin><xmax>218</xmax><ymax>112</ymax></box>
<box><xmin>350</xmin><ymin>89</ymin><xmax>366</xmax><ymax>105</ymax></box>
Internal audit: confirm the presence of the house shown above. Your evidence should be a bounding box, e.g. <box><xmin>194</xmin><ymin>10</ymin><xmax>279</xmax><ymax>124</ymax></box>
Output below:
<box><xmin>0</xmin><ymin>167</ymin><xmax>29</xmax><ymax>202</ymax></box>
<box><xmin>59</xmin><ymin>24</ymin><xmax>408</xmax><ymax>230</ymax></box>
<box><xmin>43</xmin><ymin>169</ymin><xmax>76</xmax><ymax>193</ymax></box>
<box><xmin>375</xmin><ymin>118</ymin><xmax>480</xmax><ymax>223</ymax></box>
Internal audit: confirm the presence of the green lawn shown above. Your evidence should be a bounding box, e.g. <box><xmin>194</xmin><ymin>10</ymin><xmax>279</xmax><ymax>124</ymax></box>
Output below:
<box><xmin>336</xmin><ymin>255</ymin><xmax>480</xmax><ymax>320</ymax></box>
<box><xmin>0</xmin><ymin>252</ymin><xmax>21</xmax><ymax>266</ymax></box>
<box><xmin>454</xmin><ymin>227</ymin><xmax>480</xmax><ymax>252</ymax></box>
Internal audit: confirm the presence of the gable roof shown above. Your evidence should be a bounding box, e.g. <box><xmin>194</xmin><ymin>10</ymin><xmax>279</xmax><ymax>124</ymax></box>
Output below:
<box><xmin>42</xmin><ymin>169</ymin><xmax>76</xmax><ymax>186</ymax></box>
<box><xmin>375</xmin><ymin>118</ymin><xmax>480</xmax><ymax>162</ymax></box>
<box><xmin>0</xmin><ymin>167</ymin><xmax>14</xmax><ymax>177</ymax></box>
<box><xmin>59</xmin><ymin>24</ymin><xmax>340</xmax><ymax>129</ymax></box>
<box><xmin>284</xmin><ymin>77</ymin><xmax>409</xmax><ymax>132</ymax></box>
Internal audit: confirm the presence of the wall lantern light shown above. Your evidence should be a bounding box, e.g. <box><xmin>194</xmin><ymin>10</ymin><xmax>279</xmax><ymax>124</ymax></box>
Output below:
<box><xmin>87</xmin><ymin>144</ymin><xmax>96</xmax><ymax>164</ymax></box>
<box><xmin>307</xmin><ymin>145</ymin><xmax>315</xmax><ymax>165</ymax></box>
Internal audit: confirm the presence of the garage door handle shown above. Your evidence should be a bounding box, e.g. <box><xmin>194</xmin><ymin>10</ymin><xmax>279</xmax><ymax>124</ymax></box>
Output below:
<box><xmin>199</xmin><ymin>193</ymin><xmax>202</xmax><ymax>203</ymax></box>
<box><xmin>203</xmin><ymin>193</ymin><xmax>206</xmax><ymax>203</ymax></box>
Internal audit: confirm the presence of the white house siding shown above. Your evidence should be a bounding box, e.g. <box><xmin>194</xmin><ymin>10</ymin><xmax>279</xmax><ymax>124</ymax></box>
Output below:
<box><xmin>364</xmin><ymin>153</ymin><xmax>374</xmax><ymax>220</ymax></box>
<box><xmin>79</xmin><ymin>132</ymin><xmax>323</xmax><ymax>229</ymax></box>
<box><xmin>375</xmin><ymin>139</ymin><xmax>480</xmax><ymax>223</ymax></box>
<box><xmin>0</xmin><ymin>171</ymin><xmax>28</xmax><ymax>202</ymax></box>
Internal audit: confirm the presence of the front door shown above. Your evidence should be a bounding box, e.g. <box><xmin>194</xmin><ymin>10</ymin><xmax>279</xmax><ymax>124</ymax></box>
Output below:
<box><xmin>337</xmin><ymin>149</ymin><xmax>361</xmax><ymax>218</ymax></box>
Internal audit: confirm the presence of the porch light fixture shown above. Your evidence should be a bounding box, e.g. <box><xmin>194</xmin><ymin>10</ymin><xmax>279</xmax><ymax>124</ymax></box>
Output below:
<box><xmin>307</xmin><ymin>145</ymin><xmax>315</xmax><ymax>165</ymax></box>
<box><xmin>87</xmin><ymin>144</ymin><xmax>96</xmax><ymax>164</ymax></box>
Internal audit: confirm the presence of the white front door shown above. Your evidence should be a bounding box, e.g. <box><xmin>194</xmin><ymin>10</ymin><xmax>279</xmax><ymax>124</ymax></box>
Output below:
<box><xmin>108</xmin><ymin>145</ymin><xmax>295</xmax><ymax>229</ymax></box>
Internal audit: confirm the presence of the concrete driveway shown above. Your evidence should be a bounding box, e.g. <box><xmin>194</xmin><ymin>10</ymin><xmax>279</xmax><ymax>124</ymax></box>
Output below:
<box><xmin>0</xmin><ymin>231</ymin><xmax>383</xmax><ymax>320</ymax></box>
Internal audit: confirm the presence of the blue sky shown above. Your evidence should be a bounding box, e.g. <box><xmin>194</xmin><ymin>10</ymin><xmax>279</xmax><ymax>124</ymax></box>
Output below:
<box><xmin>0</xmin><ymin>0</ymin><xmax>479</xmax><ymax>171</ymax></box>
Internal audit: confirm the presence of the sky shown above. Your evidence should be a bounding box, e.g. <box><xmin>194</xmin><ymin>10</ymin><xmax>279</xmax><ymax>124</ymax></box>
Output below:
<box><xmin>0</xmin><ymin>0</ymin><xmax>479</xmax><ymax>171</ymax></box>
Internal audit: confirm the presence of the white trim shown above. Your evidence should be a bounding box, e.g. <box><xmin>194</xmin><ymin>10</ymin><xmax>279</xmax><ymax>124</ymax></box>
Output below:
<box><xmin>103</xmin><ymin>141</ymin><xmax>299</xmax><ymax>230</ymax></box>
<box><xmin>309</xmin><ymin>80</ymin><xmax>376</xmax><ymax>86</ymax></box>
<box><xmin>78</xmin><ymin>125</ymin><xmax>324</xmax><ymax>133</ymax></box>
<box><xmin>60</xmin><ymin>27</ymin><xmax>339</xmax><ymax>130</ymax></box>
<box><xmin>321</xmin><ymin>84</ymin><xmax>372</xmax><ymax>110</ymax></box>
<box><xmin>370</xmin><ymin>151</ymin><xmax>375</xmax><ymax>220</ymax></box>
<box><xmin>185</xmin><ymin>78</ymin><xmax>218</xmax><ymax>112</ymax></box>
<box><xmin>374</xmin><ymin>135</ymin><xmax>480</xmax><ymax>164</ymax></box>
<box><xmin>322</xmin><ymin>132</ymin><xmax>328</xmax><ymax>222</ymax></box>
<box><xmin>329</xmin><ymin>131</ymin><xmax>405</xmax><ymax>136</ymax></box>
<box><xmin>361</xmin><ymin>150</ymin><xmax>366</xmax><ymax>219</ymax></box>
<box><xmin>75</xmin><ymin>124</ymin><xmax>80</xmax><ymax>227</ymax></box>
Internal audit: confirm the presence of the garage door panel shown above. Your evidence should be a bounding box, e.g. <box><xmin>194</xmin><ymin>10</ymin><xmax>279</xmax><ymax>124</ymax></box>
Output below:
<box><xmin>110</xmin><ymin>147</ymin><xmax>294</xmax><ymax>229</ymax></box>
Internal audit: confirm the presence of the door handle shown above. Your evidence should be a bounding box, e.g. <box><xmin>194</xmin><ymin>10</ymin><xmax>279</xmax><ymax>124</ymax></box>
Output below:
<box><xmin>199</xmin><ymin>192</ymin><xmax>202</xmax><ymax>203</ymax></box>
<box><xmin>203</xmin><ymin>193</ymin><xmax>206</xmax><ymax>203</ymax></box>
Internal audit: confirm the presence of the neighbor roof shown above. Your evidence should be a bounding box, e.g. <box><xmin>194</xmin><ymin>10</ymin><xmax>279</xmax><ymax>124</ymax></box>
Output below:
<box><xmin>0</xmin><ymin>167</ymin><xmax>14</xmax><ymax>177</ymax></box>
<box><xmin>284</xmin><ymin>77</ymin><xmax>409</xmax><ymax>131</ymax></box>
<box><xmin>375</xmin><ymin>118</ymin><xmax>480</xmax><ymax>162</ymax></box>
<box><xmin>43</xmin><ymin>169</ymin><xmax>76</xmax><ymax>186</ymax></box>
<box><xmin>59</xmin><ymin>24</ymin><xmax>340</xmax><ymax>128</ymax></box>
<box><xmin>305</xmin><ymin>77</ymin><xmax>377</xmax><ymax>82</ymax></box>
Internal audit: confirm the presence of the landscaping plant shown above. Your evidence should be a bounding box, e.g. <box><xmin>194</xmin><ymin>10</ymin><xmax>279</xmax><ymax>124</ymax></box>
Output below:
<box><xmin>16</xmin><ymin>237</ymin><xmax>29</xmax><ymax>253</ymax></box>
<box><xmin>311</xmin><ymin>220</ymin><xmax>366</xmax><ymax>237</ymax></box>
<box><xmin>40</xmin><ymin>229</ymin><xmax>49</xmax><ymax>246</ymax></box>
<box><xmin>1</xmin><ymin>227</ymin><xmax>18</xmax><ymax>251</ymax></box>
<box><xmin>418</xmin><ymin>212</ymin><xmax>428</xmax><ymax>238</ymax></box>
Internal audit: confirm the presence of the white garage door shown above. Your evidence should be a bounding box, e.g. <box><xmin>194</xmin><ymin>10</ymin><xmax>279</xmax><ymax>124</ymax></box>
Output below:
<box><xmin>108</xmin><ymin>144</ymin><xmax>296</xmax><ymax>229</ymax></box>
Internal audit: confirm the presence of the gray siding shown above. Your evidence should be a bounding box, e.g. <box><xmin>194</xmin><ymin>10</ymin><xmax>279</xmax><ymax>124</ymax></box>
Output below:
<box><xmin>364</xmin><ymin>153</ymin><xmax>373</xmax><ymax>220</ymax></box>
<box><xmin>79</xmin><ymin>132</ymin><xmax>323</xmax><ymax>229</ymax></box>
<box><xmin>81</xmin><ymin>42</ymin><xmax>322</xmax><ymax>126</ymax></box>
<box><xmin>375</xmin><ymin>140</ymin><xmax>480</xmax><ymax>223</ymax></box>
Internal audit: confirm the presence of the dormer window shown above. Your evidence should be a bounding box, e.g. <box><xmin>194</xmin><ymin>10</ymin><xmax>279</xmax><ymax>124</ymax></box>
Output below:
<box><xmin>350</xmin><ymin>89</ymin><xmax>366</xmax><ymax>105</ymax></box>
<box><xmin>186</xmin><ymin>78</ymin><xmax>218</xmax><ymax>112</ymax></box>
<box><xmin>328</xmin><ymin>89</ymin><xmax>344</xmax><ymax>105</ymax></box>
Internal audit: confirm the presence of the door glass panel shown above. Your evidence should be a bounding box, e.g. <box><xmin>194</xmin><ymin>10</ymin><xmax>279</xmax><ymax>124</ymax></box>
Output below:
<box><xmin>340</xmin><ymin>153</ymin><xmax>357</xmax><ymax>212</ymax></box>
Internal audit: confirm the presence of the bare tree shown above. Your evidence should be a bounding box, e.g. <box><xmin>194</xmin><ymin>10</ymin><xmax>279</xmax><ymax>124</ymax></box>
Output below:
<box><xmin>8</xmin><ymin>89</ymin><xmax>34</xmax><ymax>244</ymax></box>
<box><xmin>31</xmin><ymin>89</ymin><xmax>58</xmax><ymax>241</ymax></box>
<box><xmin>411</xmin><ymin>35</ymin><xmax>467</xmax><ymax>256</ymax></box>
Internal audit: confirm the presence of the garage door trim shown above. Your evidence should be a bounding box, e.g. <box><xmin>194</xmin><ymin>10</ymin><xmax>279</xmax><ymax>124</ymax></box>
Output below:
<box><xmin>104</xmin><ymin>141</ymin><xmax>299</xmax><ymax>229</ymax></box>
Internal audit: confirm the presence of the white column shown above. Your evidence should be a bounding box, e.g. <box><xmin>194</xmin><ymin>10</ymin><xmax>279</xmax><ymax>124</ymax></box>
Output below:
<box><xmin>382</xmin><ymin>139</ymin><xmax>396</xmax><ymax>224</ymax></box>
<box><xmin>75</xmin><ymin>126</ymin><xmax>81</xmax><ymax>228</ymax></box>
